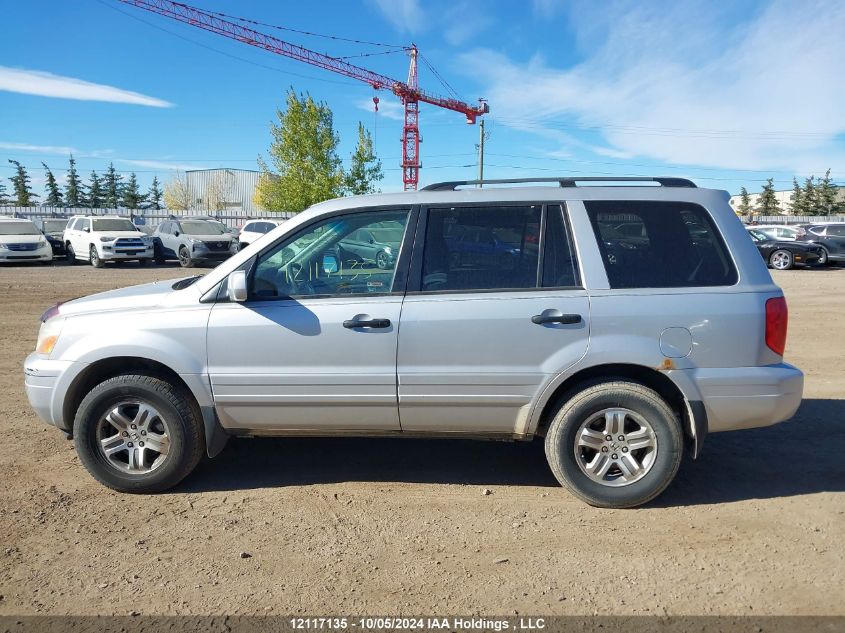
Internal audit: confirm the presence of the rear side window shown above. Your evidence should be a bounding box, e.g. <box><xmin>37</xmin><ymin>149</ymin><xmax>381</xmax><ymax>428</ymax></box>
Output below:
<box><xmin>422</xmin><ymin>206</ymin><xmax>541</xmax><ymax>291</ymax></box>
<box><xmin>585</xmin><ymin>201</ymin><xmax>737</xmax><ymax>288</ymax></box>
<box><xmin>542</xmin><ymin>205</ymin><xmax>580</xmax><ymax>288</ymax></box>
<box><xmin>828</xmin><ymin>225</ymin><xmax>845</xmax><ymax>237</ymax></box>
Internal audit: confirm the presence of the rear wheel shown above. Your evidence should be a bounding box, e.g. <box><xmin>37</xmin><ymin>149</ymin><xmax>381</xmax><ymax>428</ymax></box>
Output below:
<box><xmin>138</xmin><ymin>258</ymin><xmax>149</xmax><ymax>266</ymax></box>
<box><xmin>769</xmin><ymin>249</ymin><xmax>793</xmax><ymax>270</ymax></box>
<box><xmin>178</xmin><ymin>246</ymin><xmax>194</xmax><ymax>268</ymax></box>
<box><xmin>89</xmin><ymin>245</ymin><xmax>104</xmax><ymax>268</ymax></box>
<box><xmin>817</xmin><ymin>247</ymin><xmax>830</xmax><ymax>266</ymax></box>
<box><xmin>73</xmin><ymin>374</ymin><xmax>204</xmax><ymax>493</ymax></box>
<box><xmin>545</xmin><ymin>380</ymin><xmax>683</xmax><ymax>508</ymax></box>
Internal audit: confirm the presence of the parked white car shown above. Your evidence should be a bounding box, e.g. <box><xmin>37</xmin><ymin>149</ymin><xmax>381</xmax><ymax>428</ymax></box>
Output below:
<box><xmin>238</xmin><ymin>219</ymin><xmax>286</xmax><ymax>250</ymax></box>
<box><xmin>64</xmin><ymin>216</ymin><xmax>154</xmax><ymax>267</ymax></box>
<box><xmin>0</xmin><ymin>217</ymin><xmax>53</xmax><ymax>264</ymax></box>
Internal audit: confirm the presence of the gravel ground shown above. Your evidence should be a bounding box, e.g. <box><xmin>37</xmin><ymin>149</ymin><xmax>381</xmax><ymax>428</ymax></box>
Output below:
<box><xmin>0</xmin><ymin>261</ymin><xmax>843</xmax><ymax>616</ymax></box>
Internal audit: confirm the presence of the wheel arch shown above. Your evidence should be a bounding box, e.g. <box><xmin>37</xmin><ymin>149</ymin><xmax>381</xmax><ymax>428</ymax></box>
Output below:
<box><xmin>532</xmin><ymin>363</ymin><xmax>705</xmax><ymax>457</ymax></box>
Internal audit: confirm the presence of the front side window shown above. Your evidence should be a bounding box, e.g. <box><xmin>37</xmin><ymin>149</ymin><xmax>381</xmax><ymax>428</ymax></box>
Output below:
<box><xmin>421</xmin><ymin>206</ymin><xmax>541</xmax><ymax>291</ymax></box>
<box><xmin>586</xmin><ymin>201</ymin><xmax>737</xmax><ymax>288</ymax></box>
<box><xmin>250</xmin><ymin>210</ymin><xmax>410</xmax><ymax>299</ymax></box>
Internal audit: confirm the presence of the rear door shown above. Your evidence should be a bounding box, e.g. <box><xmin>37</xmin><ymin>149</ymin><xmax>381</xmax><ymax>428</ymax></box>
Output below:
<box><xmin>397</xmin><ymin>204</ymin><xmax>590</xmax><ymax>435</ymax></box>
<box><xmin>824</xmin><ymin>225</ymin><xmax>845</xmax><ymax>256</ymax></box>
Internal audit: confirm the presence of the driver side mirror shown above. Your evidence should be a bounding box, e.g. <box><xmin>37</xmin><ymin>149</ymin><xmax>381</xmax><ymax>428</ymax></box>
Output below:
<box><xmin>227</xmin><ymin>270</ymin><xmax>248</xmax><ymax>302</ymax></box>
<box><xmin>322</xmin><ymin>252</ymin><xmax>339</xmax><ymax>274</ymax></box>
<box><xmin>174</xmin><ymin>231</ymin><xmax>180</xmax><ymax>237</ymax></box>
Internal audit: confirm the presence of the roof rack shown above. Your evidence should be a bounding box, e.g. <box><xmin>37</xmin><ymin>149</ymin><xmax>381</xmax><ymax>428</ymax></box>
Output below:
<box><xmin>420</xmin><ymin>176</ymin><xmax>697</xmax><ymax>191</ymax></box>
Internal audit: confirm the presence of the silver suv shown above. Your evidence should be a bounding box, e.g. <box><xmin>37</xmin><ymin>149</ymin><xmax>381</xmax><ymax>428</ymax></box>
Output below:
<box><xmin>23</xmin><ymin>177</ymin><xmax>804</xmax><ymax>508</ymax></box>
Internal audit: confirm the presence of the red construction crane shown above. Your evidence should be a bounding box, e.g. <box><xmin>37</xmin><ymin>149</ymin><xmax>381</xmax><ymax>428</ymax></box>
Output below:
<box><xmin>116</xmin><ymin>0</ymin><xmax>489</xmax><ymax>190</ymax></box>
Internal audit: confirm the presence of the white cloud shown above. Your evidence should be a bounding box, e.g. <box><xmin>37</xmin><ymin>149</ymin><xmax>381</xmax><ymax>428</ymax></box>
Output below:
<box><xmin>444</xmin><ymin>2</ymin><xmax>493</xmax><ymax>45</ymax></box>
<box><xmin>357</xmin><ymin>98</ymin><xmax>405</xmax><ymax>122</ymax></box>
<box><xmin>460</xmin><ymin>0</ymin><xmax>845</xmax><ymax>173</ymax></box>
<box><xmin>0</xmin><ymin>141</ymin><xmax>78</xmax><ymax>155</ymax></box>
<box><xmin>0</xmin><ymin>67</ymin><xmax>172</xmax><ymax>107</ymax></box>
<box><xmin>370</xmin><ymin>0</ymin><xmax>424</xmax><ymax>33</ymax></box>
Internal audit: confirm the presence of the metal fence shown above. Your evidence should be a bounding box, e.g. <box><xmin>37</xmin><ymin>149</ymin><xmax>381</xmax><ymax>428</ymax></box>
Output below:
<box><xmin>748</xmin><ymin>215</ymin><xmax>845</xmax><ymax>225</ymax></box>
<box><xmin>0</xmin><ymin>206</ymin><xmax>295</xmax><ymax>228</ymax></box>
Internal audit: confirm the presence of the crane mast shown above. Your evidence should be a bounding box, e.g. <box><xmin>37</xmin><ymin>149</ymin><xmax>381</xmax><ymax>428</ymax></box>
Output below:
<box><xmin>116</xmin><ymin>0</ymin><xmax>489</xmax><ymax>190</ymax></box>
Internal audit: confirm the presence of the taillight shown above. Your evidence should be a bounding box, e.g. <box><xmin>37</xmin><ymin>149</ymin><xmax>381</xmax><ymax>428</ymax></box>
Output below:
<box><xmin>765</xmin><ymin>296</ymin><xmax>788</xmax><ymax>356</ymax></box>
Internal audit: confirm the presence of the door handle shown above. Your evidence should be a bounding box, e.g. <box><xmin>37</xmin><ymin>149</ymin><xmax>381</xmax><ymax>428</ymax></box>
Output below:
<box><xmin>343</xmin><ymin>318</ymin><xmax>391</xmax><ymax>329</ymax></box>
<box><xmin>531</xmin><ymin>313</ymin><xmax>582</xmax><ymax>325</ymax></box>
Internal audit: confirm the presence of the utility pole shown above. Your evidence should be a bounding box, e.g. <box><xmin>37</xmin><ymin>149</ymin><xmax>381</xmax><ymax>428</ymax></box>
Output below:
<box><xmin>477</xmin><ymin>118</ymin><xmax>485</xmax><ymax>188</ymax></box>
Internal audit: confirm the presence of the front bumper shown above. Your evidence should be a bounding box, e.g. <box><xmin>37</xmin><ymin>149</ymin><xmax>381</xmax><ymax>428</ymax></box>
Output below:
<box><xmin>24</xmin><ymin>353</ymin><xmax>79</xmax><ymax>430</ymax></box>
<box><xmin>99</xmin><ymin>245</ymin><xmax>154</xmax><ymax>260</ymax></box>
<box><xmin>0</xmin><ymin>246</ymin><xmax>53</xmax><ymax>262</ymax></box>
<box><xmin>688</xmin><ymin>363</ymin><xmax>804</xmax><ymax>433</ymax></box>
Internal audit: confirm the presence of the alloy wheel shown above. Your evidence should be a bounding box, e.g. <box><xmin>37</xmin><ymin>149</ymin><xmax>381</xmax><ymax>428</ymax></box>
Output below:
<box><xmin>770</xmin><ymin>250</ymin><xmax>792</xmax><ymax>270</ymax></box>
<box><xmin>574</xmin><ymin>407</ymin><xmax>658</xmax><ymax>487</ymax></box>
<box><xmin>95</xmin><ymin>400</ymin><xmax>171</xmax><ymax>474</ymax></box>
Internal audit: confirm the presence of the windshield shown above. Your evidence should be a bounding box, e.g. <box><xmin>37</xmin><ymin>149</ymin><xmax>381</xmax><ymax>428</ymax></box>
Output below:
<box><xmin>42</xmin><ymin>220</ymin><xmax>68</xmax><ymax>233</ymax></box>
<box><xmin>181</xmin><ymin>221</ymin><xmax>225</xmax><ymax>235</ymax></box>
<box><xmin>748</xmin><ymin>229</ymin><xmax>767</xmax><ymax>242</ymax></box>
<box><xmin>92</xmin><ymin>219</ymin><xmax>138</xmax><ymax>232</ymax></box>
<box><xmin>0</xmin><ymin>221</ymin><xmax>40</xmax><ymax>235</ymax></box>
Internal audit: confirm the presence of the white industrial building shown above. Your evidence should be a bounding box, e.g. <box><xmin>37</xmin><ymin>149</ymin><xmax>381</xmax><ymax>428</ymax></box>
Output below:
<box><xmin>185</xmin><ymin>168</ymin><xmax>261</xmax><ymax>214</ymax></box>
<box><xmin>728</xmin><ymin>187</ymin><xmax>845</xmax><ymax>214</ymax></box>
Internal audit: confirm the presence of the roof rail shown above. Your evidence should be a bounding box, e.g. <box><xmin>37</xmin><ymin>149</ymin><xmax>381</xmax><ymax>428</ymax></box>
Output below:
<box><xmin>420</xmin><ymin>176</ymin><xmax>697</xmax><ymax>191</ymax></box>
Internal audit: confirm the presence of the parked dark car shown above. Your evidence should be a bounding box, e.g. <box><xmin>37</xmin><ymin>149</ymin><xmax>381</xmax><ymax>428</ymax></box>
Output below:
<box><xmin>746</xmin><ymin>228</ymin><xmax>822</xmax><ymax>270</ymax></box>
<box><xmin>35</xmin><ymin>218</ymin><xmax>69</xmax><ymax>256</ymax></box>
<box><xmin>798</xmin><ymin>223</ymin><xmax>845</xmax><ymax>265</ymax></box>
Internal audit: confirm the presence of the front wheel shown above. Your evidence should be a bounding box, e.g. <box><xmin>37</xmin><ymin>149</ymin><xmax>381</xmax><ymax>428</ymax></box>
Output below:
<box><xmin>89</xmin><ymin>245</ymin><xmax>104</xmax><ymax>268</ymax></box>
<box><xmin>769</xmin><ymin>249</ymin><xmax>793</xmax><ymax>270</ymax></box>
<box><xmin>545</xmin><ymin>380</ymin><xmax>683</xmax><ymax>508</ymax></box>
<box><xmin>178</xmin><ymin>246</ymin><xmax>194</xmax><ymax>268</ymax></box>
<box><xmin>73</xmin><ymin>374</ymin><xmax>205</xmax><ymax>493</ymax></box>
<box><xmin>376</xmin><ymin>250</ymin><xmax>391</xmax><ymax>269</ymax></box>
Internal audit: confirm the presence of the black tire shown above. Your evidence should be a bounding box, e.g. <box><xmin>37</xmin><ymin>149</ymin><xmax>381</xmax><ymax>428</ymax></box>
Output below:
<box><xmin>138</xmin><ymin>258</ymin><xmax>149</xmax><ymax>267</ymax></box>
<box><xmin>178</xmin><ymin>246</ymin><xmax>195</xmax><ymax>268</ymax></box>
<box><xmin>89</xmin><ymin>245</ymin><xmax>105</xmax><ymax>268</ymax></box>
<box><xmin>376</xmin><ymin>250</ymin><xmax>390</xmax><ymax>269</ymax></box>
<box><xmin>73</xmin><ymin>374</ymin><xmax>205</xmax><ymax>493</ymax></box>
<box><xmin>544</xmin><ymin>380</ymin><xmax>683</xmax><ymax>508</ymax></box>
<box><xmin>769</xmin><ymin>249</ymin><xmax>793</xmax><ymax>270</ymax></box>
<box><xmin>66</xmin><ymin>244</ymin><xmax>77</xmax><ymax>265</ymax></box>
<box><xmin>818</xmin><ymin>247</ymin><xmax>831</xmax><ymax>266</ymax></box>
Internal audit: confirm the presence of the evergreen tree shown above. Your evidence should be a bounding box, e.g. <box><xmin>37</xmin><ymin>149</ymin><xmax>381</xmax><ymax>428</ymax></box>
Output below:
<box><xmin>120</xmin><ymin>172</ymin><xmax>145</xmax><ymax>209</ymax></box>
<box><xmin>148</xmin><ymin>176</ymin><xmax>163</xmax><ymax>210</ymax></box>
<box><xmin>87</xmin><ymin>171</ymin><xmax>104</xmax><ymax>208</ymax></box>
<box><xmin>802</xmin><ymin>176</ymin><xmax>818</xmax><ymax>215</ymax></box>
<box><xmin>345</xmin><ymin>122</ymin><xmax>383</xmax><ymax>195</ymax></box>
<box><xmin>42</xmin><ymin>163</ymin><xmax>63</xmax><ymax>207</ymax></box>
<box><xmin>737</xmin><ymin>186</ymin><xmax>751</xmax><ymax>215</ymax></box>
<box><xmin>64</xmin><ymin>154</ymin><xmax>84</xmax><ymax>207</ymax></box>
<box><xmin>817</xmin><ymin>169</ymin><xmax>838</xmax><ymax>215</ymax></box>
<box><xmin>102</xmin><ymin>162</ymin><xmax>123</xmax><ymax>208</ymax></box>
<box><xmin>789</xmin><ymin>177</ymin><xmax>805</xmax><ymax>215</ymax></box>
<box><xmin>8</xmin><ymin>160</ymin><xmax>37</xmax><ymax>206</ymax></box>
<box><xmin>0</xmin><ymin>182</ymin><xmax>10</xmax><ymax>205</ymax></box>
<box><xmin>254</xmin><ymin>88</ymin><xmax>345</xmax><ymax>212</ymax></box>
<box><xmin>757</xmin><ymin>178</ymin><xmax>780</xmax><ymax>215</ymax></box>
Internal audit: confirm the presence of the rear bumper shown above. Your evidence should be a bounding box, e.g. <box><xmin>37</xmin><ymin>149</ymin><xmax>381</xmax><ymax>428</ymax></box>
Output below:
<box><xmin>688</xmin><ymin>363</ymin><xmax>804</xmax><ymax>432</ymax></box>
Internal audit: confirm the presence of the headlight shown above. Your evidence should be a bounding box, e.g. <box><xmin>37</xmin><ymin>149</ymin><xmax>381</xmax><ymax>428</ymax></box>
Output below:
<box><xmin>38</xmin><ymin>239</ymin><xmax>48</xmax><ymax>248</ymax></box>
<box><xmin>99</xmin><ymin>236</ymin><xmax>114</xmax><ymax>243</ymax></box>
<box><xmin>141</xmin><ymin>236</ymin><xmax>152</xmax><ymax>244</ymax></box>
<box><xmin>0</xmin><ymin>243</ymin><xmax>8</xmax><ymax>249</ymax></box>
<box><xmin>36</xmin><ymin>316</ymin><xmax>63</xmax><ymax>355</ymax></box>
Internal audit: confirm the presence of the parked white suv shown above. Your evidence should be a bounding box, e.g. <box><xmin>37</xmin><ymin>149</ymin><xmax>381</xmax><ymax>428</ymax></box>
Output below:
<box><xmin>238</xmin><ymin>219</ymin><xmax>286</xmax><ymax>250</ymax></box>
<box><xmin>25</xmin><ymin>177</ymin><xmax>804</xmax><ymax>508</ymax></box>
<box><xmin>64</xmin><ymin>215</ymin><xmax>154</xmax><ymax>267</ymax></box>
<box><xmin>0</xmin><ymin>216</ymin><xmax>53</xmax><ymax>264</ymax></box>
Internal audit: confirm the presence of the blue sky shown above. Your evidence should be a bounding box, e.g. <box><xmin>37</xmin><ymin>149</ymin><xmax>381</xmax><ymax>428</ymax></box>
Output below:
<box><xmin>2</xmin><ymin>0</ymin><xmax>844</xmax><ymax>200</ymax></box>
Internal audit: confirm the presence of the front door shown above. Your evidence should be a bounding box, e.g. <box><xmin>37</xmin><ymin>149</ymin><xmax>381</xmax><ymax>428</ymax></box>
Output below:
<box><xmin>207</xmin><ymin>208</ymin><xmax>413</xmax><ymax>432</ymax></box>
<box><xmin>397</xmin><ymin>204</ymin><xmax>590</xmax><ymax>435</ymax></box>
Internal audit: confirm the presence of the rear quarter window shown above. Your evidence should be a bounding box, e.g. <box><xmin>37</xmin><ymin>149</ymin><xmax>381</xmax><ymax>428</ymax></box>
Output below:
<box><xmin>585</xmin><ymin>200</ymin><xmax>737</xmax><ymax>289</ymax></box>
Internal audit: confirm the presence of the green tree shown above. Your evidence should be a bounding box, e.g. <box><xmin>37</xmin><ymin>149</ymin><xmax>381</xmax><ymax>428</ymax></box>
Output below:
<box><xmin>254</xmin><ymin>88</ymin><xmax>345</xmax><ymax>212</ymax></box>
<box><xmin>64</xmin><ymin>154</ymin><xmax>84</xmax><ymax>207</ymax></box>
<box><xmin>148</xmin><ymin>176</ymin><xmax>163</xmax><ymax>210</ymax></box>
<box><xmin>345</xmin><ymin>122</ymin><xmax>383</xmax><ymax>195</ymax></box>
<box><xmin>120</xmin><ymin>172</ymin><xmax>145</xmax><ymax>209</ymax></box>
<box><xmin>757</xmin><ymin>178</ymin><xmax>780</xmax><ymax>215</ymax></box>
<box><xmin>8</xmin><ymin>160</ymin><xmax>37</xmax><ymax>206</ymax></box>
<box><xmin>737</xmin><ymin>186</ymin><xmax>751</xmax><ymax>215</ymax></box>
<box><xmin>817</xmin><ymin>169</ymin><xmax>838</xmax><ymax>215</ymax></box>
<box><xmin>42</xmin><ymin>162</ymin><xmax>63</xmax><ymax>207</ymax></box>
<box><xmin>789</xmin><ymin>177</ymin><xmax>805</xmax><ymax>215</ymax></box>
<box><xmin>102</xmin><ymin>162</ymin><xmax>122</xmax><ymax>208</ymax></box>
<box><xmin>0</xmin><ymin>182</ymin><xmax>10</xmax><ymax>205</ymax></box>
<box><xmin>802</xmin><ymin>176</ymin><xmax>818</xmax><ymax>215</ymax></box>
<box><xmin>88</xmin><ymin>171</ymin><xmax>103</xmax><ymax>208</ymax></box>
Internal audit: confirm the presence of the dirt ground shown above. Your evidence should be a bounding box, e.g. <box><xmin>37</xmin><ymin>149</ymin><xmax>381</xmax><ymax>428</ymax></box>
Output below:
<box><xmin>0</xmin><ymin>261</ymin><xmax>842</xmax><ymax>616</ymax></box>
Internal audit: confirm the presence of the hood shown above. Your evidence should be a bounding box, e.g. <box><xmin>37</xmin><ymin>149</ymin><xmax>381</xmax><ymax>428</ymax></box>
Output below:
<box><xmin>0</xmin><ymin>234</ymin><xmax>45</xmax><ymax>244</ymax></box>
<box><xmin>184</xmin><ymin>233</ymin><xmax>233</xmax><ymax>241</ymax></box>
<box><xmin>57</xmin><ymin>279</ymin><xmax>177</xmax><ymax>317</ymax></box>
<box><xmin>98</xmin><ymin>231</ymin><xmax>147</xmax><ymax>239</ymax></box>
